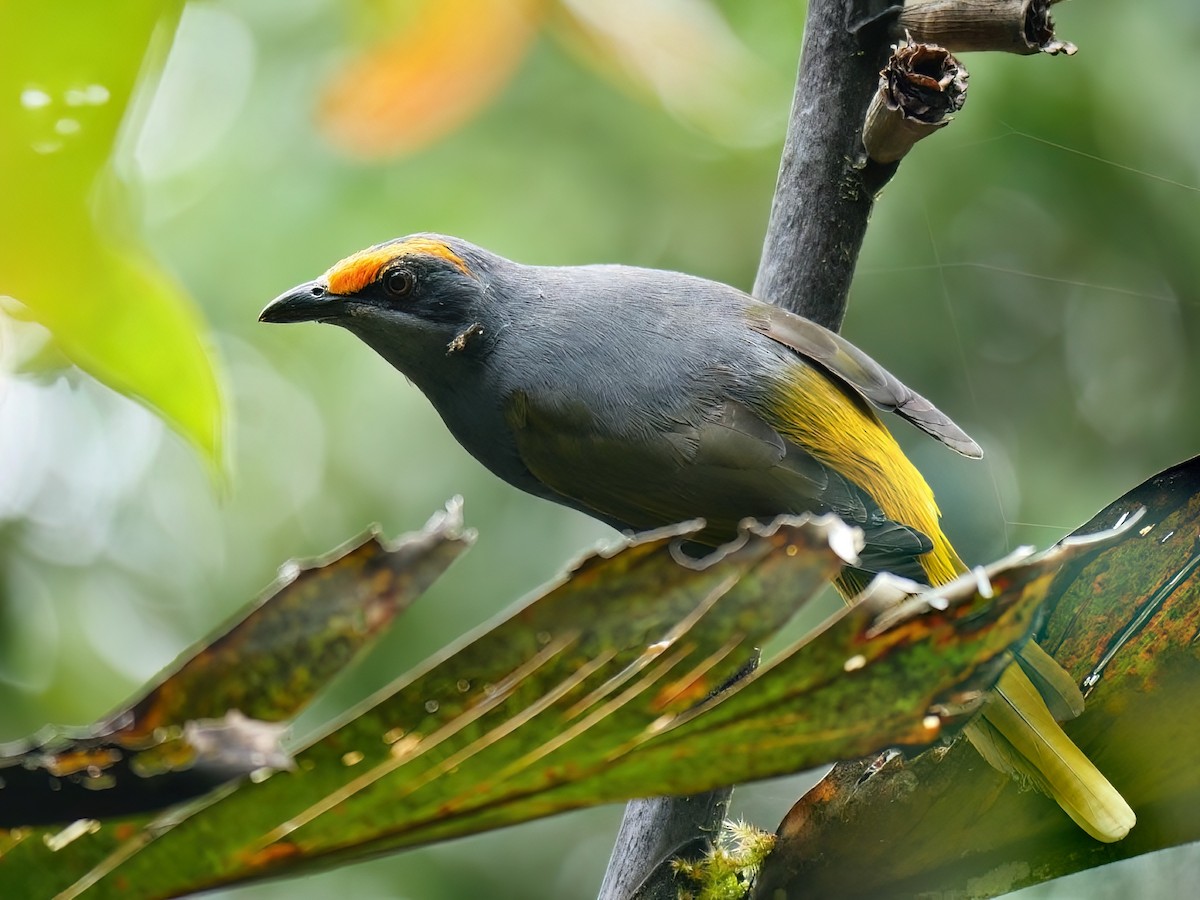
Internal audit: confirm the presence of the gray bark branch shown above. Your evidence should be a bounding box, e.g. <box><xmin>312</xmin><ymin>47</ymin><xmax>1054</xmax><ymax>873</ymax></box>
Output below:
<box><xmin>597</xmin><ymin>2</ymin><xmax>899</xmax><ymax>897</ymax></box>
<box><xmin>754</xmin><ymin>2</ymin><xmax>897</xmax><ymax>331</ymax></box>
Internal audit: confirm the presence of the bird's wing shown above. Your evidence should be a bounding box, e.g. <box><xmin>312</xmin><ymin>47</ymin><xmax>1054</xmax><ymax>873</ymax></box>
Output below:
<box><xmin>746</xmin><ymin>303</ymin><xmax>983</xmax><ymax>458</ymax></box>
<box><xmin>504</xmin><ymin>390</ymin><xmax>933</xmax><ymax>577</ymax></box>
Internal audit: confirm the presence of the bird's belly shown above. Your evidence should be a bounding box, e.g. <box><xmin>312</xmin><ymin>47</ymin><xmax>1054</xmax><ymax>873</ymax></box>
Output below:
<box><xmin>512</xmin><ymin>419</ymin><xmax>831</xmax><ymax>544</ymax></box>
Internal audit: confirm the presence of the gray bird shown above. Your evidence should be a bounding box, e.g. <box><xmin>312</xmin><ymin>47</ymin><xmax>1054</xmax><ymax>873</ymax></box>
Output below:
<box><xmin>260</xmin><ymin>233</ymin><xmax>1134</xmax><ymax>842</ymax></box>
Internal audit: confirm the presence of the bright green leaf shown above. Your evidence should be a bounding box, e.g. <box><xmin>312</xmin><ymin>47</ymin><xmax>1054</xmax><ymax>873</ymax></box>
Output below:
<box><xmin>0</xmin><ymin>2</ymin><xmax>224</xmax><ymax>467</ymax></box>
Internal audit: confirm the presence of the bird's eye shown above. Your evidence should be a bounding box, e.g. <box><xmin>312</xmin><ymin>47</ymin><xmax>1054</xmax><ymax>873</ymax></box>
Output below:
<box><xmin>383</xmin><ymin>268</ymin><xmax>415</xmax><ymax>297</ymax></box>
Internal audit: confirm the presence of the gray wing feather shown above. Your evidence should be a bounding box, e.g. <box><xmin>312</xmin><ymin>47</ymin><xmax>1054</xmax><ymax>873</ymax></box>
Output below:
<box><xmin>749</xmin><ymin>303</ymin><xmax>983</xmax><ymax>459</ymax></box>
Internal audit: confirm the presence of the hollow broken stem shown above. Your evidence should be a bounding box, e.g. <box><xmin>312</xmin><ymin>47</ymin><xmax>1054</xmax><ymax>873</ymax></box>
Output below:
<box><xmin>894</xmin><ymin>0</ymin><xmax>1077</xmax><ymax>55</ymax></box>
<box><xmin>862</xmin><ymin>38</ymin><xmax>969</xmax><ymax>165</ymax></box>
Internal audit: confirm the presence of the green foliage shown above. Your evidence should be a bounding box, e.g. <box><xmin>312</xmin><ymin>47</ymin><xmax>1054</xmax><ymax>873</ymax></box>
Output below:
<box><xmin>0</xmin><ymin>3</ymin><xmax>224</xmax><ymax>467</ymax></box>
<box><xmin>2</xmin><ymin>511</ymin><xmax>1085</xmax><ymax>898</ymax></box>
<box><xmin>753</xmin><ymin>457</ymin><xmax>1200</xmax><ymax>899</ymax></box>
<box><xmin>672</xmin><ymin>821</ymin><xmax>776</xmax><ymax>900</ymax></box>
<box><xmin>0</xmin><ymin>1</ymin><xmax>1197</xmax><ymax>898</ymax></box>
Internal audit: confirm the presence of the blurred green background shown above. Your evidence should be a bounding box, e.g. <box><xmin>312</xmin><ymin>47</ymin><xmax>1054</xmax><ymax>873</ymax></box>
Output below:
<box><xmin>1</xmin><ymin>0</ymin><xmax>1197</xmax><ymax>897</ymax></box>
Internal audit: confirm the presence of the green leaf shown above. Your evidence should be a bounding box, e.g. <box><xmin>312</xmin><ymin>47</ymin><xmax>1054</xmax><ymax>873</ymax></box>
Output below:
<box><xmin>0</xmin><ymin>3</ymin><xmax>224</xmax><ymax>467</ymax></box>
<box><xmin>753</xmin><ymin>456</ymin><xmax>1200</xmax><ymax>900</ymax></box>
<box><xmin>120</xmin><ymin>504</ymin><xmax>472</xmax><ymax>732</ymax></box>
<box><xmin>1</xmin><ymin>511</ymin><xmax>1053</xmax><ymax>899</ymax></box>
<box><xmin>0</xmin><ymin>503</ymin><xmax>471</xmax><ymax>890</ymax></box>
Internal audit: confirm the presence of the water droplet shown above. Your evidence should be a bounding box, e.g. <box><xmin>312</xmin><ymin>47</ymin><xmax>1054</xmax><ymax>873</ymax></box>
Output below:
<box><xmin>785</xmin><ymin>544</ymin><xmax>798</xmax><ymax>557</ymax></box>
<box><xmin>341</xmin><ymin>751</ymin><xmax>364</xmax><ymax>766</ymax></box>
<box><xmin>30</xmin><ymin>140</ymin><xmax>63</xmax><ymax>155</ymax></box>
<box><xmin>64</xmin><ymin>84</ymin><xmax>110</xmax><ymax>107</ymax></box>
<box><xmin>424</xmin><ymin>699</ymin><xmax>439</xmax><ymax>714</ymax></box>
<box><xmin>54</xmin><ymin>118</ymin><xmax>81</xmax><ymax>136</ymax></box>
<box><xmin>277</xmin><ymin>561</ymin><xmax>301</xmax><ymax>582</ymax></box>
<box><xmin>456</xmin><ymin>679</ymin><xmax>471</xmax><ymax>693</ymax></box>
<box><xmin>536</xmin><ymin>631</ymin><xmax>552</xmax><ymax>645</ymax></box>
<box><xmin>383</xmin><ymin>727</ymin><xmax>405</xmax><ymax>744</ymax></box>
<box><xmin>20</xmin><ymin>87</ymin><xmax>52</xmax><ymax>109</ymax></box>
<box><xmin>389</xmin><ymin>734</ymin><xmax>422</xmax><ymax>758</ymax></box>
<box><xmin>922</xmin><ymin>714</ymin><xmax>940</xmax><ymax>730</ymax></box>
<box><xmin>842</xmin><ymin>654</ymin><xmax>866</xmax><ymax>672</ymax></box>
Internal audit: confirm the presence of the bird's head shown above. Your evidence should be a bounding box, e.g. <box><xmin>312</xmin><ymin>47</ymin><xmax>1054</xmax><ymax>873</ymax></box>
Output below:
<box><xmin>260</xmin><ymin>234</ymin><xmax>498</xmax><ymax>376</ymax></box>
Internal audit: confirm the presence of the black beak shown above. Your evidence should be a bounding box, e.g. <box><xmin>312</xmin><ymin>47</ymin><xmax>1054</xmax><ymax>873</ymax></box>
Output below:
<box><xmin>258</xmin><ymin>280</ymin><xmax>345</xmax><ymax>324</ymax></box>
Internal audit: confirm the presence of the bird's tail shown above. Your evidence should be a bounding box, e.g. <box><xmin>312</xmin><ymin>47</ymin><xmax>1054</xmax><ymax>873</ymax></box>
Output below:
<box><xmin>837</xmin><ymin>535</ymin><xmax>1135</xmax><ymax>843</ymax></box>
<box><xmin>967</xmin><ymin>659</ymin><xmax>1134</xmax><ymax>842</ymax></box>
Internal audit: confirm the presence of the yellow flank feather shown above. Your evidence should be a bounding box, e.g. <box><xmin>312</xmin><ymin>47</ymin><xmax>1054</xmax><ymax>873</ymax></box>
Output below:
<box><xmin>766</xmin><ymin>365</ymin><xmax>963</xmax><ymax>584</ymax></box>
<box><xmin>768</xmin><ymin>362</ymin><xmax>1135</xmax><ymax>842</ymax></box>
<box><xmin>324</xmin><ymin>238</ymin><xmax>471</xmax><ymax>294</ymax></box>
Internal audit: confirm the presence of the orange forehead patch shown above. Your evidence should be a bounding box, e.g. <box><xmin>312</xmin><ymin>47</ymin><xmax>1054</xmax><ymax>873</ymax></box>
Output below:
<box><xmin>323</xmin><ymin>238</ymin><xmax>471</xmax><ymax>294</ymax></box>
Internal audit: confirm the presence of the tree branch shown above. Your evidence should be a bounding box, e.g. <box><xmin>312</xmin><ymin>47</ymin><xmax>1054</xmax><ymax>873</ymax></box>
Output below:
<box><xmin>753</xmin><ymin>0</ymin><xmax>899</xmax><ymax>331</ymax></box>
<box><xmin>597</xmin><ymin>2</ymin><xmax>900</xmax><ymax>896</ymax></box>
<box><xmin>596</xmin><ymin>793</ymin><xmax>731</xmax><ymax>900</ymax></box>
